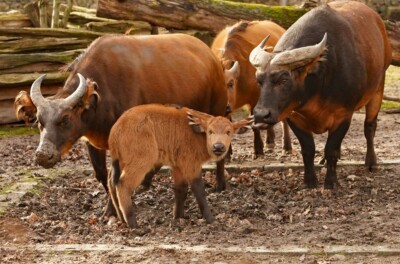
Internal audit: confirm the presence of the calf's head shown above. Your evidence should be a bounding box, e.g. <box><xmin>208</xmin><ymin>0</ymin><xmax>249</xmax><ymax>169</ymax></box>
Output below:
<box><xmin>15</xmin><ymin>73</ymin><xmax>100</xmax><ymax>168</ymax></box>
<box><xmin>187</xmin><ymin>110</ymin><xmax>251</xmax><ymax>161</ymax></box>
<box><xmin>250</xmin><ymin>33</ymin><xmax>327</xmax><ymax>127</ymax></box>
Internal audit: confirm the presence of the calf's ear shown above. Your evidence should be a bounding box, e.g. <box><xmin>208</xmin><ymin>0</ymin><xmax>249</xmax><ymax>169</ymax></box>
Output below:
<box><xmin>233</xmin><ymin>116</ymin><xmax>253</xmax><ymax>134</ymax></box>
<box><xmin>14</xmin><ymin>91</ymin><xmax>37</xmax><ymax>124</ymax></box>
<box><xmin>187</xmin><ymin>110</ymin><xmax>212</xmax><ymax>134</ymax></box>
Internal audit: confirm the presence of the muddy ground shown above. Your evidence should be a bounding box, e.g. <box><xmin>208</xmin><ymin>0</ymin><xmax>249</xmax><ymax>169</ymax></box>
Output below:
<box><xmin>0</xmin><ymin>109</ymin><xmax>400</xmax><ymax>263</ymax></box>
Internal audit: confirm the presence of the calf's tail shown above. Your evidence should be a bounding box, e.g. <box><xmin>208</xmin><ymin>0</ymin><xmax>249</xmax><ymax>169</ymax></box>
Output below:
<box><xmin>111</xmin><ymin>159</ymin><xmax>121</xmax><ymax>184</ymax></box>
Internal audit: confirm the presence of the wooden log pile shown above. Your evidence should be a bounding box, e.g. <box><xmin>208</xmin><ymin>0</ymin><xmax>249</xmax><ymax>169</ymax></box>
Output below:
<box><xmin>0</xmin><ymin>6</ymin><xmax>154</xmax><ymax>124</ymax></box>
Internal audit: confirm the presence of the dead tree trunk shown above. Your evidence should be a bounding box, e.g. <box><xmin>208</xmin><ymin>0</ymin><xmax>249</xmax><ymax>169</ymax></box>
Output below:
<box><xmin>97</xmin><ymin>0</ymin><xmax>307</xmax><ymax>34</ymax></box>
<box><xmin>386</xmin><ymin>20</ymin><xmax>400</xmax><ymax>67</ymax></box>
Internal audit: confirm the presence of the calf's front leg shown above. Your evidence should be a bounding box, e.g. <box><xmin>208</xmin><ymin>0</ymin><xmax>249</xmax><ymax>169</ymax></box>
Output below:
<box><xmin>191</xmin><ymin>176</ymin><xmax>214</xmax><ymax>224</ymax></box>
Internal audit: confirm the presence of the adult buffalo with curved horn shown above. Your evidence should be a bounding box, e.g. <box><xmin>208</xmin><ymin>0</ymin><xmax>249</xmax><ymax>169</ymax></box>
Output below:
<box><xmin>14</xmin><ymin>34</ymin><xmax>228</xmax><ymax>216</ymax></box>
<box><xmin>250</xmin><ymin>1</ymin><xmax>392</xmax><ymax>189</ymax></box>
<box><xmin>211</xmin><ymin>21</ymin><xmax>292</xmax><ymax>158</ymax></box>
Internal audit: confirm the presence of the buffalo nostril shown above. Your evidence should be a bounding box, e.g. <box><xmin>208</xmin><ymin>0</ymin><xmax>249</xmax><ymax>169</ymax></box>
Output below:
<box><xmin>254</xmin><ymin>109</ymin><xmax>273</xmax><ymax>124</ymax></box>
<box><xmin>212</xmin><ymin>143</ymin><xmax>226</xmax><ymax>155</ymax></box>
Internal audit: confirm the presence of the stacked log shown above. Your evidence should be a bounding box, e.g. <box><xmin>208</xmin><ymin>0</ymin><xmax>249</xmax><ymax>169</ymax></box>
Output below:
<box><xmin>0</xmin><ymin>8</ymin><xmax>152</xmax><ymax>124</ymax></box>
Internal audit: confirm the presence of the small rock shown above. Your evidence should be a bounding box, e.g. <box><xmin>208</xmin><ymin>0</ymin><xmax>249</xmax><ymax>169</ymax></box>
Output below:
<box><xmin>315</xmin><ymin>207</ymin><xmax>329</xmax><ymax>216</ymax></box>
<box><xmin>329</xmin><ymin>254</ymin><xmax>346</xmax><ymax>261</ymax></box>
<box><xmin>366</xmin><ymin>177</ymin><xmax>374</xmax><ymax>182</ymax></box>
<box><xmin>346</xmin><ymin>175</ymin><xmax>360</xmax><ymax>181</ymax></box>
<box><xmin>322</xmin><ymin>225</ymin><xmax>328</xmax><ymax>230</ymax></box>
<box><xmin>299</xmin><ymin>254</ymin><xmax>306</xmax><ymax>261</ymax></box>
<box><xmin>371</xmin><ymin>188</ymin><xmax>378</xmax><ymax>197</ymax></box>
<box><xmin>21</xmin><ymin>212</ymin><xmax>39</xmax><ymax>223</ymax></box>
<box><xmin>251</xmin><ymin>169</ymin><xmax>260</xmax><ymax>176</ymax></box>
<box><xmin>107</xmin><ymin>216</ymin><xmax>118</xmax><ymax>226</ymax></box>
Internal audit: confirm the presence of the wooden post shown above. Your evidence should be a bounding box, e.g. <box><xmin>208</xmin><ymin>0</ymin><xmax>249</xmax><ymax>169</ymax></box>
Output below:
<box><xmin>61</xmin><ymin>0</ymin><xmax>73</xmax><ymax>28</ymax></box>
<box><xmin>38</xmin><ymin>0</ymin><xmax>49</xmax><ymax>28</ymax></box>
<box><xmin>51</xmin><ymin>0</ymin><xmax>61</xmax><ymax>28</ymax></box>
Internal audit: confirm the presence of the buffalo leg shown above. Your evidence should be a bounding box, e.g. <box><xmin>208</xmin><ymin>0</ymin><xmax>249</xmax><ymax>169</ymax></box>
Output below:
<box><xmin>191</xmin><ymin>175</ymin><xmax>214</xmax><ymax>224</ymax></box>
<box><xmin>86</xmin><ymin>143</ymin><xmax>116</xmax><ymax>217</ymax></box>
<box><xmin>266</xmin><ymin>126</ymin><xmax>276</xmax><ymax>150</ymax></box>
<box><xmin>364</xmin><ymin>80</ymin><xmax>384</xmax><ymax>170</ymax></box>
<box><xmin>324</xmin><ymin>120</ymin><xmax>351</xmax><ymax>189</ymax></box>
<box><xmin>287</xmin><ymin>119</ymin><xmax>317</xmax><ymax>188</ymax></box>
<box><xmin>215</xmin><ymin>159</ymin><xmax>226</xmax><ymax>192</ymax></box>
<box><xmin>252</xmin><ymin>127</ymin><xmax>264</xmax><ymax>157</ymax></box>
<box><xmin>140</xmin><ymin>165</ymin><xmax>162</xmax><ymax>189</ymax></box>
<box><xmin>281</xmin><ymin>119</ymin><xmax>293</xmax><ymax>153</ymax></box>
<box><xmin>172</xmin><ymin>170</ymin><xmax>188</xmax><ymax>219</ymax></box>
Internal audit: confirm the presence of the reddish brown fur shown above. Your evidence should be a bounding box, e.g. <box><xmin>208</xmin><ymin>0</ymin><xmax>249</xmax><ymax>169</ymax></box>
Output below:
<box><xmin>108</xmin><ymin>104</ymin><xmax>250</xmax><ymax>228</ymax></box>
<box><xmin>211</xmin><ymin>20</ymin><xmax>291</xmax><ymax>155</ymax></box>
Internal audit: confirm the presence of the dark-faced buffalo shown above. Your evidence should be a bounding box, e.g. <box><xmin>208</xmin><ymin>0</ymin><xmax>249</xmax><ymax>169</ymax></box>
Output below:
<box><xmin>14</xmin><ymin>34</ymin><xmax>228</xmax><ymax>215</ymax></box>
<box><xmin>250</xmin><ymin>1</ymin><xmax>391</xmax><ymax>189</ymax></box>
<box><xmin>211</xmin><ymin>21</ymin><xmax>292</xmax><ymax>157</ymax></box>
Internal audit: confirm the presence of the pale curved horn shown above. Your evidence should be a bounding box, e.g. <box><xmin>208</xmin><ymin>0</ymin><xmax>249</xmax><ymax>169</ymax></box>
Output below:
<box><xmin>228</xmin><ymin>61</ymin><xmax>240</xmax><ymax>75</ymax></box>
<box><xmin>270</xmin><ymin>33</ymin><xmax>327</xmax><ymax>69</ymax></box>
<box><xmin>30</xmin><ymin>74</ymin><xmax>48</xmax><ymax>107</ymax></box>
<box><xmin>249</xmin><ymin>35</ymin><xmax>274</xmax><ymax>71</ymax></box>
<box><xmin>63</xmin><ymin>73</ymin><xmax>88</xmax><ymax>107</ymax></box>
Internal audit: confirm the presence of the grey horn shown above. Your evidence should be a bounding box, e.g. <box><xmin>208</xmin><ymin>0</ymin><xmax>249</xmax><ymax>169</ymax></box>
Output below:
<box><xmin>270</xmin><ymin>33</ymin><xmax>328</xmax><ymax>69</ymax></box>
<box><xmin>63</xmin><ymin>73</ymin><xmax>88</xmax><ymax>108</ymax></box>
<box><xmin>30</xmin><ymin>74</ymin><xmax>48</xmax><ymax>107</ymax></box>
<box><xmin>228</xmin><ymin>61</ymin><xmax>240</xmax><ymax>75</ymax></box>
<box><xmin>249</xmin><ymin>35</ymin><xmax>274</xmax><ymax>71</ymax></box>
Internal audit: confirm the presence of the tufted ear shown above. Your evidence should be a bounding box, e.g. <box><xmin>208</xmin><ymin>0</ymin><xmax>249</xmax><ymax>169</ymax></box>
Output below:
<box><xmin>14</xmin><ymin>90</ymin><xmax>37</xmax><ymax>124</ymax></box>
<box><xmin>232</xmin><ymin>115</ymin><xmax>253</xmax><ymax>134</ymax></box>
<box><xmin>187</xmin><ymin>109</ymin><xmax>213</xmax><ymax>134</ymax></box>
<box><xmin>81</xmin><ymin>79</ymin><xmax>100</xmax><ymax>110</ymax></box>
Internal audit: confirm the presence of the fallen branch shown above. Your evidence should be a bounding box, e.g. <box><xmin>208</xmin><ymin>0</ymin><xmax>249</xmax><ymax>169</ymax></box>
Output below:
<box><xmin>383</xmin><ymin>95</ymin><xmax>400</xmax><ymax>103</ymax></box>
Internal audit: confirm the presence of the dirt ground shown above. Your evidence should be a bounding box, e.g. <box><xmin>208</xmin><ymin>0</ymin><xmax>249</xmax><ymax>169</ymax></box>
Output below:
<box><xmin>1</xmin><ymin>109</ymin><xmax>400</xmax><ymax>263</ymax></box>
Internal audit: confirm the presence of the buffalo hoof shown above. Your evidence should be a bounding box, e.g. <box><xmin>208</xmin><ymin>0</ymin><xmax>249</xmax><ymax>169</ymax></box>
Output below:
<box><xmin>304</xmin><ymin>178</ymin><xmax>318</xmax><ymax>189</ymax></box>
<box><xmin>205</xmin><ymin>214</ymin><xmax>215</xmax><ymax>224</ymax></box>
<box><xmin>324</xmin><ymin>180</ymin><xmax>340</xmax><ymax>190</ymax></box>
<box><xmin>215</xmin><ymin>182</ymin><xmax>226</xmax><ymax>192</ymax></box>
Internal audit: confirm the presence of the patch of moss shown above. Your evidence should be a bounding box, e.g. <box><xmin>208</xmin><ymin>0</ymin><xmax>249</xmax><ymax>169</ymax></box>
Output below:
<box><xmin>202</xmin><ymin>0</ymin><xmax>307</xmax><ymax>29</ymax></box>
<box><xmin>0</xmin><ymin>126</ymin><xmax>39</xmax><ymax>138</ymax></box>
<box><xmin>381</xmin><ymin>100</ymin><xmax>400</xmax><ymax>110</ymax></box>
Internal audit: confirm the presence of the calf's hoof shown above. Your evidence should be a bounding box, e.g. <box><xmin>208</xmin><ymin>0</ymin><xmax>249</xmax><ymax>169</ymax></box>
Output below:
<box><xmin>102</xmin><ymin>199</ymin><xmax>117</xmax><ymax>218</ymax></box>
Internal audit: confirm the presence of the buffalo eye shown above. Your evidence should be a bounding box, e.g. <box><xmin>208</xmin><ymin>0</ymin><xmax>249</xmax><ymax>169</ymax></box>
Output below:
<box><xmin>208</xmin><ymin>130</ymin><xmax>214</xmax><ymax>135</ymax></box>
<box><xmin>226</xmin><ymin>130</ymin><xmax>231</xmax><ymax>136</ymax></box>
<box><xmin>59</xmin><ymin>115</ymin><xmax>71</xmax><ymax>128</ymax></box>
<box><xmin>227</xmin><ymin>80</ymin><xmax>234</xmax><ymax>89</ymax></box>
<box><xmin>277</xmin><ymin>79</ymin><xmax>288</xmax><ymax>86</ymax></box>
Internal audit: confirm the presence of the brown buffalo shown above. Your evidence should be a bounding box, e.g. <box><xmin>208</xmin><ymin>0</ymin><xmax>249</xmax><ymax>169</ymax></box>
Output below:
<box><xmin>14</xmin><ymin>34</ymin><xmax>228</xmax><ymax>216</ymax></box>
<box><xmin>108</xmin><ymin>104</ymin><xmax>251</xmax><ymax>228</ymax></box>
<box><xmin>251</xmin><ymin>1</ymin><xmax>392</xmax><ymax>189</ymax></box>
<box><xmin>211</xmin><ymin>21</ymin><xmax>292</xmax><ymax>157</ymax></box>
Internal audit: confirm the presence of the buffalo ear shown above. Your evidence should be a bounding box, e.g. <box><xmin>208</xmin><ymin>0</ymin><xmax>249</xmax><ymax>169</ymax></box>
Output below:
<box><xmin>82</xmin><ymin>79</ymin><xmax>100</xmax><ymax>110</ymax></box>
<box><xmin>187</xmin><ymin>110</ymin><xmax>212</xmax><ymax>134</ymax></box>
<box><xmin>14</xmin><ymin>91</ymin><xmax>37</xmax><ymax>124</ymax></box>
<box><xmin>232</xmin><ymin>116</ymin><xmax>253</xmax><ymax>134</ymax></box>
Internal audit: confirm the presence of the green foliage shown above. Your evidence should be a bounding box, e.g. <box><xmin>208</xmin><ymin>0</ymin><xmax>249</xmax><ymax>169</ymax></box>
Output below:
<box><xmin>0</xmin><ymin>126</ymin><xmax>39</xmax><ymax>138</ymax></box>
<box><xmin>381</xmin><ymin>100</ymin><xmax>400</xmax><ymax>110</ymax></box>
